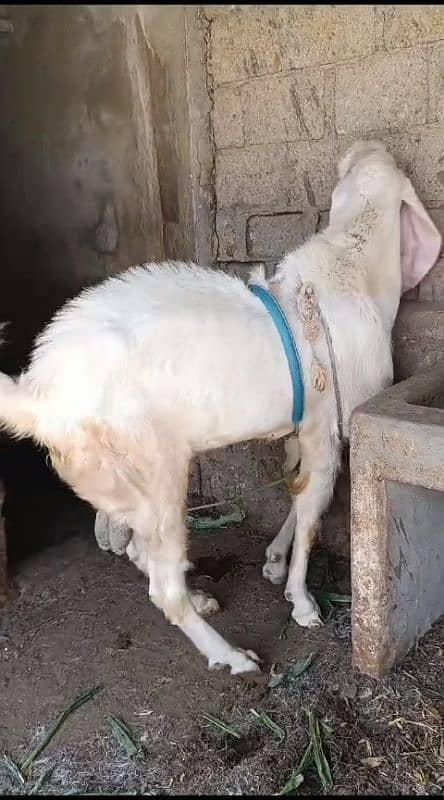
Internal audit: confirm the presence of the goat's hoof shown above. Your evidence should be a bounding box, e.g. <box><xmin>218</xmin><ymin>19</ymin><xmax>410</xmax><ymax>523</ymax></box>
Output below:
<box><xmin>263</xmin><ymin>550</ymin><xmax>288</xmax><ymax>584</ymax></box>
<box><xmin>108</xmin><ymin>520</ymin><xmax>132</xmax><ymax>555</ymax></box>
<box><xmin>191</xmin><ymin>589</ymin><xmax>221</xmax><ymax>616</ymax></box>
<box><xmin>209</xmin><ymin>648</ymin><xmax>261</xmax><ymax>676</ymax></box>
<box><xmin>94</xmin><ymin>511</ymin><xmax>111</xmax><ymax>551</ymax></box>
<box><xmin>291</xmin><ymin>595</ymin><xmax>323</xmax><ymax>628</ymax></box>
<box><xmin>95</xmin><ymin>512</ymin><xmax>132</xmax><ymax>556</ymax></box>
<box><xmin>230</xmin><ymin>648</ymin><xmax>261</xmax><ymax>675</ymax></box>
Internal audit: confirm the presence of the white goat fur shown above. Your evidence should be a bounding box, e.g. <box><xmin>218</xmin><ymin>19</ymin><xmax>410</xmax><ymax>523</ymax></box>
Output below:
<box><xmin>0</xmin><ymin>141</ymin><xmax>440</xmax><ymax>674</ymax></box>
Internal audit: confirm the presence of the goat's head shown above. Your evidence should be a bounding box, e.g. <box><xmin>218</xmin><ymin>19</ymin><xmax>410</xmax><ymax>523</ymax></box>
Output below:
<box><xmin>337</xmin><ymin>140</ymin><xmax>441</xmax><ymax>293</ymax></box>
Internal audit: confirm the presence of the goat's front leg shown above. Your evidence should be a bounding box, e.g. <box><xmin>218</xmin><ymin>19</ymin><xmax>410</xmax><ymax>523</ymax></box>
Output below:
<box><xmin>263</xmin><ymin>505</ymin><xmax>296</xmax><ymax>584</ymax></box>
<box><xmin>263</xmin><ymin>433</ymin><xmax>300</xmax><ymax>584</ymax></box>
<box><xmin>285</xmin><ymin>429</ymin><xmax>340</xmax><ymax>627</ymax></box>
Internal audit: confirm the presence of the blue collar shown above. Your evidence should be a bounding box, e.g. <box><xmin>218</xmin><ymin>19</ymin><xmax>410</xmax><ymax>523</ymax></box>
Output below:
<box><xmin>249</xmin><ymin>283</ymin><xmax>304</xmax><ymax>426</ymax></box>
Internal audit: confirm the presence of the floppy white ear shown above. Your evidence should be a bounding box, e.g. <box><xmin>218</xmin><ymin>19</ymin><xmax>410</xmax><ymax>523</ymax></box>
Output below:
<box><xmin>400</xmin><ymin>179</ymin><xmax>442</xmax><ymax>292</ymax></box>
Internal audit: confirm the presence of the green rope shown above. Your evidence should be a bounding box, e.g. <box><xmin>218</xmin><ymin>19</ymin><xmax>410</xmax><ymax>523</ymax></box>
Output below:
<box><xmin>186</xmin><ymin>465</ymin><xmax>299</xmax><ymax>513</ymax></box>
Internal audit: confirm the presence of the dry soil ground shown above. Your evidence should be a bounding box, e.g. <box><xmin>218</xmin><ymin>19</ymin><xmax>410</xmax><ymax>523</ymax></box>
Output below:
<box><xmin>0</xmin><ymin>521</ymin><xmax>443</xmax><ymax>796</ymax></box>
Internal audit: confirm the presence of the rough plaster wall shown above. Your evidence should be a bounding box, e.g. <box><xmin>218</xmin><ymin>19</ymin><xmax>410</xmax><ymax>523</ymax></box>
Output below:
<box><xmin>0</xmin><ymin>4</ymin><xmax>195</xmax><ymax>374</ymax></box>
<box><xmin>0</xmin><ymin>4</ymin><xmax>194</xmax><ymax>559</ymax></box>
<box><xmin>195</xmin><ymin>5</ymin><xmax>444</xmax><ymax>553</ymax></box>
<box><xmin>141</xmin><ymin>5</ymin><xmax>195</xmax><ymax>263</ymax></box>
<box><xmin>205</xmin><ymin>5</ymin><xmax>444</xmax><ymax>289</ymax></box>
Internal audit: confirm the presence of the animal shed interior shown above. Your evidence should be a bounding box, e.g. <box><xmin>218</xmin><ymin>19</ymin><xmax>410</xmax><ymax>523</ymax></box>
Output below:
<box><xmin>0</xmin><ymin>5</ymin><xmax>443</xmax><ymax>796</ymax></box>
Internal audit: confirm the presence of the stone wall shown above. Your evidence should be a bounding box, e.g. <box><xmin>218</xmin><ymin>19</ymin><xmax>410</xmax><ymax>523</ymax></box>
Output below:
<box><xmin>204</xmin><ymin>5</ymin><xmax>444</xmax><ymax>297</ymax></box>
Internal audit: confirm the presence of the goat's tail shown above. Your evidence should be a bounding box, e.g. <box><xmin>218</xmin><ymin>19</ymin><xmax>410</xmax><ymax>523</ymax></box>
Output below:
<box><xmin>0</xmin><ymin>372</ymin><xmax>39</xmax><ymax>440</ymax></box>
<box><xmin>0</xmin><ymin>324</ymin><xmax>39</xmax><ymax>441</ymax></box>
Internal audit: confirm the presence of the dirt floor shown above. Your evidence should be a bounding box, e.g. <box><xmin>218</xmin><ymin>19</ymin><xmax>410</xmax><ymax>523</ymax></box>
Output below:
<box><xmin>0</xmin><ymin>521</ymin><xmax>443</xmax><ymax>796</ymax></box>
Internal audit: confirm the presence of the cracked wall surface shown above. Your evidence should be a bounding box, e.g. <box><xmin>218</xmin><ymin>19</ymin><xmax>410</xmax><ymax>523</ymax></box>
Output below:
<box><xmin>203</xmin><ymin>5</ymin><xmax>444</xmax><ymax>301</ymax></box>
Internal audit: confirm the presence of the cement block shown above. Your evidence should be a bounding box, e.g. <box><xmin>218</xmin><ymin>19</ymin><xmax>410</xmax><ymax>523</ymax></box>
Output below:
<box><xmin>215</xmin><ymin>209</ymin><xmax>250</xmax><ymax>261</ymax></box>
<box><xmin>241</xmin><ymin>71</ymin><xmax>325</xmax><ymax>145</ymax></box>
<box><xmin>318</xmin><ymin>210</ymin><xmax>330</xmax><ymax>232</ymax></box>
<box><xmin>393</xmin><ymin>128</ymin><xmax>444</xmax><ymax>207</ymax></box>
<box><xmin>216</xmin><ymin>139</ymin><xmax>338</xmax><ymax>214</ymax></box>
<box><xmin>428</xmin><ymin>41</ymin><xmax>444</xmax><ymax>125</ymax></box>
<box><xmin>246</xmin><ymin>211</ymin><xmax>317</xmax><ymax>260</ymax></box>
<box><xmin>418</xmin><ymin>256</ymin><xmax>444</xmax><ymax>302</ymax></box>
<box><xmin>286</xmin><ymin>139</ymin><xmax>339</xmax><ymax>211</ymax></box>
<box><xmin>208</xmin><ymin>7</ymin><xmax>284</xmax><ymax>86</ymax></box>
<box><xmin>335</xmin><ymin>49</ymin><xmax>427</xmax><ymax>136</ymax></box>
<box><xmin>216</xmin><ymin>261</ymin><xmax>274</xmax><ymax>284</ymax></box>
<box><xmin>383</xmin><ymin>5</ymin><xmax>444</xmax><ymax>49</ymax></box>
<box><xmin>350</xmin><ymin>362</ymin><xmax>444</xmax><ymax>676</ymax></box>
<box><xmin>392</xmin><ymin>300</ymin><xmax>444</xmax><ymax>380</ymax></box>
<box><xmin>428</xmin><ymin>206</ymin><xmax>444</xmax><ymax>238</ymax></box>
<box><xmin>278</xmin><ymin>5</ymin><xmax>375</xmax><ymax>72</ymax></box>
<box><xmin>402</xmin><ymin>286</ymin><xmax>420</xmax><ymax>301</ymax></box>
<box><xmin>213</xmin><ymin>85</ymin><xmax>244</xmax><ymax>149</ymax></box>
<box><xmin>357</xmin><ymin>127</ymin><xmax>444</xmax><ymax>208</ymax></box>
<box><xmin>215</xmin><ymin>143</ymin><xmax>290</xmax><ymax>210</ymax></box>
<box><xmin>208</xmin><ymin>6</ymin><xmax>374</xmax><ymax>86</ymax></box>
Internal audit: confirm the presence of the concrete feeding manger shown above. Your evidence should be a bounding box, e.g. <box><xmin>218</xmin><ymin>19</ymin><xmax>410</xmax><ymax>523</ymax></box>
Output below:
<box><xmin>351</xmin><ymin>362</ymin><xmax>444</xmax><ymax>677</ymax></box>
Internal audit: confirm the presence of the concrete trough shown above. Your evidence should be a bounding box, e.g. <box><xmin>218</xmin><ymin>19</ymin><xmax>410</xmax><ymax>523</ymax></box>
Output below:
<box><xmin>350</xmin><ymin>363</ymin><xmax>444</xmax><ymax>677</ymax></box>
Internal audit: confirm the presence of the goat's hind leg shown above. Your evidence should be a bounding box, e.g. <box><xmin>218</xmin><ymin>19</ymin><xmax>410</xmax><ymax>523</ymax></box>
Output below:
<box><xmin>95</xmin><ymin>511</ymin><xmax>131</xmax><ymax>555</ymax></box>
<box><xmin>96</xmin><ymin>511</ymin><xmax>220</xmax><ymax>616</ymax></box>
<box><xmin>127</xmin><ymin>475</ymin><xmax>259</xmax><ymax>674</ymax></box>
<box><xmin>285</xmin><ymin>428</ymin><xmax>340</xmax><ymax>627</ymax></box>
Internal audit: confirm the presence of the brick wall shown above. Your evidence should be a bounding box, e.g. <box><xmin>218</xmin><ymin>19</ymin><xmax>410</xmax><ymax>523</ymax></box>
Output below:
<box><xmin>204</xmin><ymin>5</ymin><xmax>444</xmax><ymax>301</ymax></box>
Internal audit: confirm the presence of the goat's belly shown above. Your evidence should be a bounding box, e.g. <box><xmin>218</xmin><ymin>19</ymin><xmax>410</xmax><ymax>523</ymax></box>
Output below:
<box><xmin>140</xmin><ymin>361</ymin><xmax>293</xmax><ymax>453</ymax></box>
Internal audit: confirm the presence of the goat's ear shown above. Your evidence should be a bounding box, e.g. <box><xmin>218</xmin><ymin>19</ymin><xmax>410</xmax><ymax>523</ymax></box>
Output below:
<box><xmin>400</xmin><ymin>178</ymin><xmax>441</xmax><ymax>292</ymax></box>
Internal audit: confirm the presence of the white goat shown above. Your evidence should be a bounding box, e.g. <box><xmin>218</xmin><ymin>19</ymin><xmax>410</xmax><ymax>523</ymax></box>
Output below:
<box><xmin>0</xmin><ymin>141</ymin><xmax>440</xmax><ymax>675</ymax></box>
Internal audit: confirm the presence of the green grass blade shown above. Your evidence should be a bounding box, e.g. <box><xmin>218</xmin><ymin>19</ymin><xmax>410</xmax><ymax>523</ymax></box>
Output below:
<box><xmin>21</xmin><ymin>685</ymin><xmax>103</xmax><ymax>775</ymax></box>
<box><xmin>268</xmin><ymin>671</ymin><xmax>285</xmax><ymax>689</ymax></box>
<box><xmin>106</xmin><ymin>715</ymin><xmax>141</xmax><ymax>758</ymax></box>
<box><xmin>279</xmin><ymin>741</ymin><xmax>313</xmax><ymax>794</ymax></box>
<box><xmin>202</xmin><ymin>712</ymin><xmax>241</xmax><ymax>739</ymax></box>
<box><xmin>29</xmin><ymin>765</ymin><xmax>56</xmax><ymax>794</ymax></box>
<box><xmin>315</xmin><ymin>591</ymin><xmax>351</xmax><ymax>605</ymax></box>
<box><xmin>308</xmin><ymin>711</ymin><xmax>333</xmax><ymax>792</ymax></box>
<box><xmin>279</xmin><ymin>771</ymin><xmax>304</xmax><ymax>794</ymax></box>
<box><xmin>250</xmin><ymin>709</ymin><xmax>285</xmax><ymax>741</ymax></box>
<box><xmin>320</xmin><ymin>720</ymin><xmax>333</xmax><ymax>736</ymax></box>
<box><xmin>269</xmin><ymin>652</ymin><xmax>315</xmax><ymax>689</ymax></box>
<box><xmin>1</xmin><ymin>756</ymin><xmax>25</xmax><ymax>785</ymax></box>
<box><xmin>289</xmin><ymin>652</ymin><xmax>315</xmax><ymax>679</ymax></box>
<box><xmin>186</xmin><ymin>505</ymin><xmax>245</xmax><ymax>531</ymax></box>
<box><xmin>297</xmin><ymin>740</ymin><xmax>314</xmax><ymax>774</ymax></box>
<box><xmin>313</xmin><ymin>590</ymin><xmax>351</xmax><ymax>620</ymax></box>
